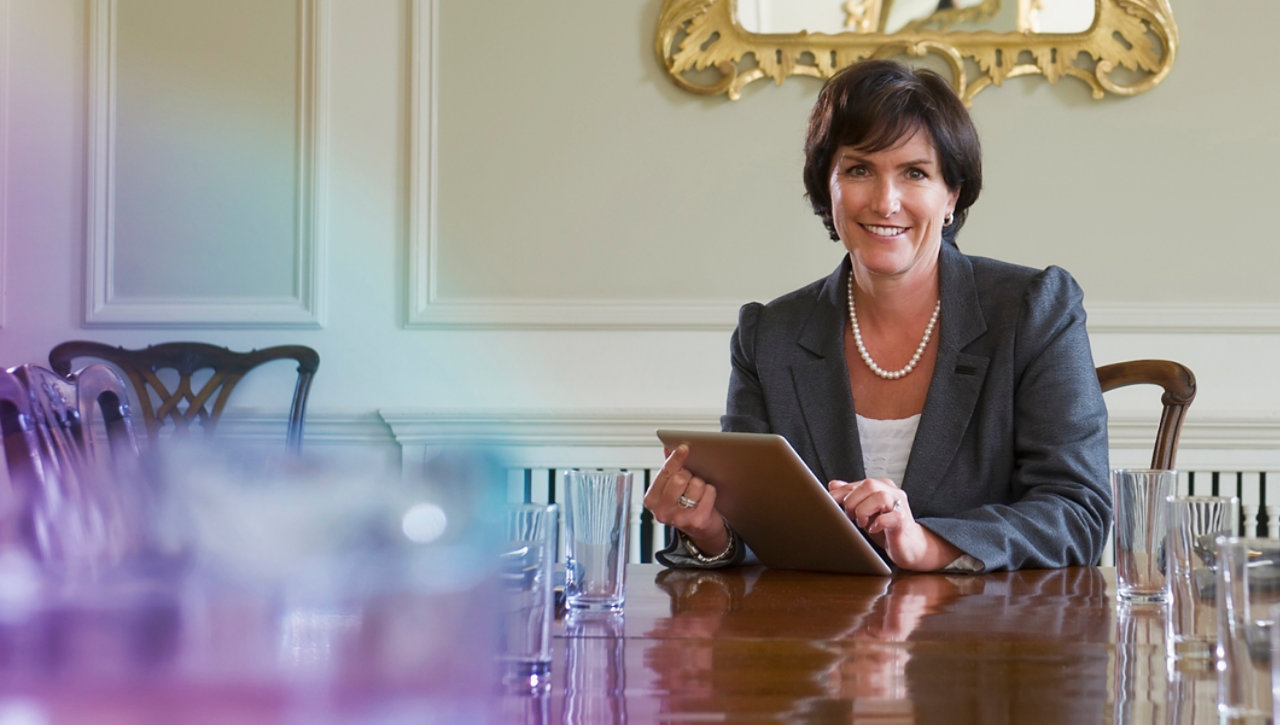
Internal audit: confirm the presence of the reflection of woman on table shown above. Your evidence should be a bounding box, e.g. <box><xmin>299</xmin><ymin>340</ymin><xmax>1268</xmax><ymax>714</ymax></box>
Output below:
<box><xmin>645</xmin><ymin>59</ymin><xmax>1110</xmax><ymax>572</ymax></box>
<box><xmin>646</xmin><ymin>568</ymin><xmax>896</xmax><ymax>718</ymax></box>
<box><xmin>646</xmin><ymin>569</ymin><xmax>967</xmax><ymax>719</ymax></box>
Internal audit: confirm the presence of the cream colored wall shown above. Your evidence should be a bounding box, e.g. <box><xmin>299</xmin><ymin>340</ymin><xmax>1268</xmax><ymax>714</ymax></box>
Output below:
<box><xmin>0</xmin><ymin>0</ymin><xmax>1276</xmax><ymax>471</ymax></box>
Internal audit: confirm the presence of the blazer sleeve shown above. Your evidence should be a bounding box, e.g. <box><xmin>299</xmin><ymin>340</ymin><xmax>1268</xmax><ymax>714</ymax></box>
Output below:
<box><xmin>918</xmin><ymin>267</ymin><xmax>1111</xmax><ymax>570</ymax></box>
<box><xmin>721</xmin><ymin>302</ymin><xmax>771</xmax><ymax>434</ymax></box>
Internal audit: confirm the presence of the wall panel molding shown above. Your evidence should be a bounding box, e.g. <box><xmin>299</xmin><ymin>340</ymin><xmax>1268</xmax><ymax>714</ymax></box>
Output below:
<box><xmin>404</xmin><ymin>0</ymin><xmax>735</xmax><ymax>332</ymax></box>
<box><xmin>404</xmin><ymin>3</ymin><xmax>1277</xmax><ymax>333</ymax></box>
<box><xmin>85</xmin><ymin>0</ymin><xmax>328</xmax><ymax>328</ymax></box>
<box><xmin>406</xmin><ymin>0</ymin><xmax>436</xmax><ymax>327</ymax></box>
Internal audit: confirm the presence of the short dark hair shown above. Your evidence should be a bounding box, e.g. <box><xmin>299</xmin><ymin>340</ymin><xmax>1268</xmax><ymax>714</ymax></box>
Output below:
<box><xmin>802</xmin><ymin>60</ymin><xmax>982</xmax><ymax>245</ymax></box>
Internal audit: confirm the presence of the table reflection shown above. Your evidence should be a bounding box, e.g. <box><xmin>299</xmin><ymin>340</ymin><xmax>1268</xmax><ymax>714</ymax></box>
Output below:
<box><xmin>562</xmin><ymin>611</ymin><xmax>626</xmax><ymax>724</ymax></box>
<box><xmin>640</xmin><ymin>567</ymin><xmax>1116</xmax><ymax>721</ymax></box>
<box><xmin>0</xmin><ymin>572</ymin><xmax>501</xmax><ymax>722</ymax></box>
<box><xmin>904</xmin><ymin>567</ymin><xmax>1112</xmax><ymax>722</ymax></box>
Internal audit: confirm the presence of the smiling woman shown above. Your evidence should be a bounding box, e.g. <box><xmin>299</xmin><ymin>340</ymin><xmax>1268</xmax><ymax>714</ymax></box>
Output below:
<box><xmin>646</xmin><ymin>59</ymin><xmax>1112</xmax><ymax>574</ymax></box>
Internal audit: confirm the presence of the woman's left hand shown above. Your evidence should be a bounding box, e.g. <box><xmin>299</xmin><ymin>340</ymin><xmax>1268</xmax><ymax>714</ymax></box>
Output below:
<box><xmin>828</xmin><ymin>478</ymin><xmax>961</xmax><ymax>571</ymax></box>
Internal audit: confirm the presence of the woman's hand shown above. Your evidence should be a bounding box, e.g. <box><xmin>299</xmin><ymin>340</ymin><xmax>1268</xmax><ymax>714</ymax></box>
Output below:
<box><xmin>828</xmin><ymin>478</ymin><xmax>961</xmax><ymax>571</ymax></box>
<box><xmin>644</xmin><ymin>445</ymin><xmax>729</xmax><ymax>555</ymax></box>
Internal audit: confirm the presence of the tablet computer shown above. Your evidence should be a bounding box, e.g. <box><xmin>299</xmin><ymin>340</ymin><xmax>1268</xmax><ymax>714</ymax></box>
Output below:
<box><xmin>656</xmin><ymin>429</ymin><xmax>892</xmax><ymax>576</ymax></box>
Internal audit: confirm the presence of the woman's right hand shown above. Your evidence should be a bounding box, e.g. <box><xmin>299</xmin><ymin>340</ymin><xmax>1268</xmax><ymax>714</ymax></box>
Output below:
<box><xmin>829</xmin><ymin>478</ymin><xmax>963</xmax><ymax>571</ymax></box>
<box><xmin>644</xmin><ymin>445</ymin><xmax>729</xmax><ymax>555</ymax></box>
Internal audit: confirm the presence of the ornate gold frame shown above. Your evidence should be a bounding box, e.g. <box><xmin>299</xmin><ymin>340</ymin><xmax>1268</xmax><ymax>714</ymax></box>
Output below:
<box><xmin>655</xmin><ymin>0</ymin><xmax>1177</xmax><ymax>104</ymax></box>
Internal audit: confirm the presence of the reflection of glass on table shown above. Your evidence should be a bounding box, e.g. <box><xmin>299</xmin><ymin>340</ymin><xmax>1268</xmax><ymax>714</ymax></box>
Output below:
<box><xmin>563</xmin><ymin>610</ymin><xmax>627</xmax><ymax>724</ymax></box>
<box><xmin>1115</xmin><ymin>602</ymin><xmax>1170</xmax><ymax>723</ymax></box>
<box><xmin>1217</xmin><ymin>536</ymin><xmax>1280</xmax><ymax>721</ymax></box>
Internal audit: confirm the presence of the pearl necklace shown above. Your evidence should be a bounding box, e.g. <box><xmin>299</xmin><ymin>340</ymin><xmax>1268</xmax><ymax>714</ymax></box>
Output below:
<box><xmin>847</xmin><ymin>273</ymin><xmax>940</xmax><ymax>381</ymax></box>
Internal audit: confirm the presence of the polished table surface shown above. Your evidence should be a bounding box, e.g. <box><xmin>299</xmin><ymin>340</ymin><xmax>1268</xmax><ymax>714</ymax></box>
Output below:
<box><xmin>0</xmin><ymin>562</ymin><xmax>1220</xmax><ymax>723</ymax></box>
<box><xmin>519</xmin><ymin>564</ymin><xmax>1220</xmax><ymax>724</ymax></box>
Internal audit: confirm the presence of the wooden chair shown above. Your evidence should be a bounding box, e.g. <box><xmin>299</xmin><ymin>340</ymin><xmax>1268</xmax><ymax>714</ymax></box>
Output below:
<box><xmin>1096</xmin><ymin>359</ymin><xmax>1196</xmax><ymax>470</ymax></box>
<box><xmin>49</xmin><ymin>341</ymin><xmax>320</xmax><ymax>452</ymax></box>
<box><xmin>4</xmin><ymin>363</ymin><xmax>141</xmax><ymax>562</ymax></box>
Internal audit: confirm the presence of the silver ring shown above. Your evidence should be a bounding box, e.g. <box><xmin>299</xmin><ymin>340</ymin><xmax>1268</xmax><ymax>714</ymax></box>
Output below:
<box><xmin>892</xmin><ymin>500</ymin><xmax>902</xmax><ymax>512</ymax></box>
<box><xmin>677</xmin><ymin>495</ymin><xmax>699</xmax><ymax>509</ymax></box>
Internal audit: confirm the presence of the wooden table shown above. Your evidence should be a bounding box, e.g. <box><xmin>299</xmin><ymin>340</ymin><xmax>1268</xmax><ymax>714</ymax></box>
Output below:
<box><xmin>512</xmin><ymin>564</ymin><xmax>1221</xmax><ymax>724</ymax></box>
<box><xmin>0</xmin><ymin>563</ymin><xmax>1221</xmax><ymax>722</ymax></box>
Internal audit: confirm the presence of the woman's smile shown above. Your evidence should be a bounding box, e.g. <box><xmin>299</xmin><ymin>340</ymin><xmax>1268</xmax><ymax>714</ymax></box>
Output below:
<box><xmin>861</xmin><ymin>223</ymin><xmax>909</xmax><ymax>238</ymax></box>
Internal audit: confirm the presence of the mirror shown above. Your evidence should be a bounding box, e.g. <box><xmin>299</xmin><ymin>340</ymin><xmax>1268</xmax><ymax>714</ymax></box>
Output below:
<box><xmin>656</xmin><ymin>0</ymin><xmax>1177</xmax><ymax>103</ymax></box>
<box><xmin>736</xmin><ymin>0</ymin><xmax>1094</xmax><ymax>35</ymax></box>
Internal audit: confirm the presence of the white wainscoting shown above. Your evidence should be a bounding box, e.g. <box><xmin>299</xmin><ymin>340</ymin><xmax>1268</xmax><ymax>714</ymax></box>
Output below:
<box><xmin>135</xmin><ymin>410</ymin><xmax>1280</xmax><ymax>566</ymax></box>
<box><xmin>380</xmin><ymin>409</ymin><xmax>1280</xmax><ymax>565</ymax></box>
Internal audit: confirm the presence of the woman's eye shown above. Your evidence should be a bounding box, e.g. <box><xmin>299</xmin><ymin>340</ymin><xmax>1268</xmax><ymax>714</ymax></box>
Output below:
<box><xmin>906</xmin><ymin>168</ymin><xmax>926</xmax><ymax>180</ymax></box>
<box><xmin>845</xmin><ymin>165</ymin><xmax>868</xmax><ymax>177</ymax></box>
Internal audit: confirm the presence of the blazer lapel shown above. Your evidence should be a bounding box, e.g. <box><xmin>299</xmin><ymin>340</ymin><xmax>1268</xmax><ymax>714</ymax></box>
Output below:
<box><xmin>792</xmin><ymin>259</ymin><xmax>864</xmax><ymax>485</ymax></box>
<box><xmin>903</xmin><ymin>244</ymin><xmax>989</xmax><ymax>502</ymax></box>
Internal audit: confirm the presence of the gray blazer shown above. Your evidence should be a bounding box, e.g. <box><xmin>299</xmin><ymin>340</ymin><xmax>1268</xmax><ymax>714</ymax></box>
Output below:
<box><xmin>720</xmin><ymin>243</ymin><xmax>1111</xmax><ymax>571</ymax></box>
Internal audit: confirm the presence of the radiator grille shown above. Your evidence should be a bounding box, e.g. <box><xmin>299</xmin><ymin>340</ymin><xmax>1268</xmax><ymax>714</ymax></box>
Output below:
<box><xmin>507</xmin><ymin>467</ymin><xmax>1277</xmax><ymax>566</ymax></box>
<box><xmin>1177</xmin><ymin>470</ymin><xmax>1276</xmax><ymax>538</ymax></box>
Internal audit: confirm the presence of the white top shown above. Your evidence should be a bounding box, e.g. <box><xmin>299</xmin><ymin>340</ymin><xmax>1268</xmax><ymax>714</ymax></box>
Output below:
<box><xmin>855</xmin><ymin>413</ymin><xmax>920</xmax><ymax>487</ymax></box>
<box><xmin>855</xmin><ymin>413</ymin><xmax>983</xmax><ymax>572</ymax></box>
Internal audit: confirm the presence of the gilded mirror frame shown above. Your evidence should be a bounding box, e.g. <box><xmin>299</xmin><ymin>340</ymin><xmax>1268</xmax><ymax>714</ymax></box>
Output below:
<box><xmin>656</xmin><ymin>0</ymin><xmax>1177</xmax><ymax>103</ymax></box>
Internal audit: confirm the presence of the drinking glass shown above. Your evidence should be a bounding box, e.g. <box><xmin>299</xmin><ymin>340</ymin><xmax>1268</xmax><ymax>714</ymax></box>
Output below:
<box><xmin>498</xmin><ymin>503</ymin><xmax>558</xmax><ymax>694</ymax></box>
<box><xmin>1112</xmin><ymin>468</ymin><xmax>1176</xmax><ymax>603</ymax></box>
<box><xmin>1166</xmin><ymin>495</ymin><xmax>1238</xmax><ymax>661</ymax></box>
<box><xmin>562</xmin><ymin>469</ymin><xmax>632</xmax><ymax>612</ymax></box>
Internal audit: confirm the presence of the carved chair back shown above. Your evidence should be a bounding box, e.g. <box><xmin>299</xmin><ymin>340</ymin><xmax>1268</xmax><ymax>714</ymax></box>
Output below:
<box><xmin>1096</xmin><ymin>359</ymin><xmax>1197</xmax><ymax>470</ymax></box>
<box><xmin>49</xmin><ymin>341</ymin><xmax>320</xmax><ymax>452</ymax></box>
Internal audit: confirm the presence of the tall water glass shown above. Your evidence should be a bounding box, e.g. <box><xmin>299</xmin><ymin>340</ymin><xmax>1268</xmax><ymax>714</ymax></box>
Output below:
<box><xmin>1216</xmin><ymin>536</ymin><xmax>1280</xmax><ymax>721</ymax></box>
<box><xmin>562</xmin><ymin>469</ymin><xmax>632</xmax><ymax>612</ymax></box>
<box><xmin>1166</xmin><ymin>495</ymin><xmax>1239</xmax><ymax>662</ymax></box>
<box><xmin>499</xmin><ymin>503</ymin><xmax>558</xmax><ymax>694</ymax></box>
<box><xmin>1112</xmin><ymin>469</ymin><xmax>1176</xmax><ymax>603</ymax></box>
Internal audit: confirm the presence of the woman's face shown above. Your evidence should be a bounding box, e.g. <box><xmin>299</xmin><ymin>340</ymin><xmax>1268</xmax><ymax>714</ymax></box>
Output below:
<box><xmin>827</xmin><ymin>128</ymin><xmax>959</xmax><ymax>286</ymax></box>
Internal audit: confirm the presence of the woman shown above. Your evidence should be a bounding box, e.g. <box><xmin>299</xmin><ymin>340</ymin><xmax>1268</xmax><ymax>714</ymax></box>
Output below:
<box><xmin>644</xmin><ymin>59</ymin><xmax>1110</xmax><ymax>572</ymax></box>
